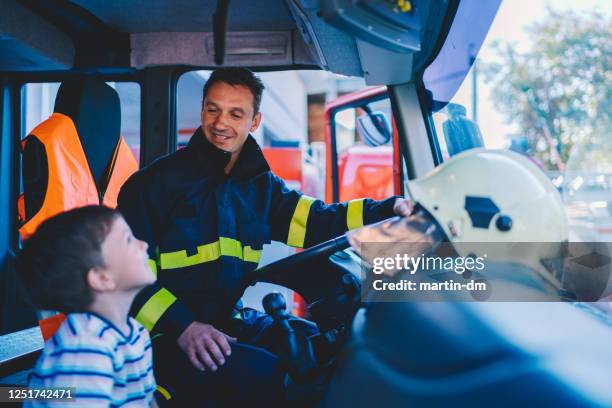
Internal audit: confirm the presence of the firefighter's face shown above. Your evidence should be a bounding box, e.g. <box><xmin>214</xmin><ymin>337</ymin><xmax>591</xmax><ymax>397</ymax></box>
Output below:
<box><xmin>97</xmin><ymin>216</ymin><xmax>154</xmax><ymax>292</ymax></box>
<box><xmin>201</xmin><ymin>81</ymin><xmax>262</xmax><ymax>154</ymax></box>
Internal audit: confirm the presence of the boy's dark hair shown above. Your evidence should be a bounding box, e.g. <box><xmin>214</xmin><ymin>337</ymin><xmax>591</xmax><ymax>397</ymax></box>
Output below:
<box><xmin>202</xmin><ymin>68</ymin><xmax>265</xmax><ymax>115</ymax></box>
<box><xmin>16</xmin><ymin>206</ymin><xmax>119</xmax><ymax>313</ymax></box>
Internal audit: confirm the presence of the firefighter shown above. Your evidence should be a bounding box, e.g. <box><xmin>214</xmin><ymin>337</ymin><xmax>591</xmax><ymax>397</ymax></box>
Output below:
<box><xmin>118</xmin><ymin>68</ymin><xmax>412</xmax><ymax>403</ymax></box>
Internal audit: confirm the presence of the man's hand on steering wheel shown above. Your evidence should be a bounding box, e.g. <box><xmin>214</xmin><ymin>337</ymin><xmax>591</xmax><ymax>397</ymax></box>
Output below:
<box><xmin>393</xmin><ymin>198</ymin><xmax>414</xmax><ymax>217</ymax></box>
<box><xmin>178</xmin><ymin>321</ymin><xmax>237</xmax><ymax>372</ymax></box>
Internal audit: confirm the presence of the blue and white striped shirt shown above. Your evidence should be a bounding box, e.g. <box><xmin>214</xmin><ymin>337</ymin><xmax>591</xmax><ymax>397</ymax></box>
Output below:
<box><xmin>26</xmin><ymin>313</ymin><xmax>156</xmax><ymax>407</ymax></box>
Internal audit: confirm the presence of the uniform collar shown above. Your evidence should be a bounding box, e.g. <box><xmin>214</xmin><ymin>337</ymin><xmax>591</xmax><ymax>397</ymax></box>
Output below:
<box><xmin>187</xmin><ymin>127</ymin><xmax>270</xmax><ymax>180</ymax></box>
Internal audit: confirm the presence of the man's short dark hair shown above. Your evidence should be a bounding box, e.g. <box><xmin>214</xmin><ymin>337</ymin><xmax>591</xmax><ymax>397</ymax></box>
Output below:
<box><xmin>16</xmin><ymin>206</ymin><xmax>119</xmax><ymax>313</ymax></box>
<box><xmin>202</xmin><ymin>68</ymin><xmax>265</xmax><ymax>114</ymax></box>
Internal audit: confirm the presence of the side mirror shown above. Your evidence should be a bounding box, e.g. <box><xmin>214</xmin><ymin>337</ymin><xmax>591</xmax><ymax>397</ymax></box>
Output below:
<box><xmin>356</xmin><ymin>111</ymin><xmax>392</xmax><ymax>147</ymax></box>
<box><xmin>442</xmin><ymin>103</ymin><xmax>484</xmax><ymax>156</ymax></box>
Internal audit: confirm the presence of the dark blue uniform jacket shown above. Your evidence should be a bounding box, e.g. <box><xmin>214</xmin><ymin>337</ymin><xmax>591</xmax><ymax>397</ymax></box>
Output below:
<box><xmin>118</xmin><ymin>128</ymin><xmax>397</xmax><ymax>339</ymax></box>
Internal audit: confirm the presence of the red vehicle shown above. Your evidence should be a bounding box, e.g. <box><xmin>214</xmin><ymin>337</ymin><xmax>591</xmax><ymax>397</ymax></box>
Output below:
<box><xmin>263</xmin><ymin>87</ymin><xmax>401</xmax><ymax>207</ymax></box>
<box><xmin>324</xmin><ymin>86</ymin><xmax>402</xmax><ymax>203</ymax></box>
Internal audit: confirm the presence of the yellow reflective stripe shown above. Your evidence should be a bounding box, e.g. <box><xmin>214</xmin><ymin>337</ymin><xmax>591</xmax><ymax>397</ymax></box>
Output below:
<box><xmin>135</xmin><ymin>288</ymin><xmax>176</xmax><ymax>332</ymax></box>
<box><xmin>233</xmin><ymin>310</ymin><xmax>243</xmax><ymax>320</ymax></box>
<box><xmin>287</xmin><ymin>195</ymin><xmax>315</xmax><ymax>248</ymax></box>
<box><xmin>243</xmin><ymin>246</ymin><xmax>262</xmax><ymax>264</ymax></box>
<box><xmin>159</xmin><ymin>241</ymin><xmax>221</xmax><ymax>270</ymax></box>
<box><xmin>157</xmin><ymin>385</ymin><xmax>172</xmax><ymax>400</ymax></box>
<box><xmin>159</xmin><ymin>238</ymin><xmax>262</xmax><ymax>269</ymax></box>
<box><xmin>219</xmin><ymin>236</ymin><xmax>243</xmax><ymax>258</ymax></box>
<box><xmin>147</xmin><ymin>259</ymin><xmax>157</xmax><ymax>277</ymax></box>
<box><xmin>347</xmin><ymin>199</ymin><xmax>365</xmax><ymax>230</ymax></box>
<box><xmin>219</xmin><ymin>238</ymin><xmax>261</xmax><ymax>263</ymax></box>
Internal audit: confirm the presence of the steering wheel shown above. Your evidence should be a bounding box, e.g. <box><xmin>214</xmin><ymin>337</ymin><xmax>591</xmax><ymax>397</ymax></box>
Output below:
<box><xmin>240</xmin><ymin>234</ymin><xmax>357</xmax><ymax>329</ymax></box>
<box><xmin>246</xmin><ymin>235</ymin><xmax>350</xmax><ymax>285</ymax></box>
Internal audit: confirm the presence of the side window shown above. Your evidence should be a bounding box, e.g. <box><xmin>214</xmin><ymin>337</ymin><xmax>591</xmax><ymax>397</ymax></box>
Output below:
<box><xmin>112</xmin><ymin>82</ymin><xmax>142</xmax><ymax>164</ymax></box>
<box><xmin>23</xmin><ymin>82</ymin><xmax>141</xmax><ymax>163</ymax></box>
<box><xmin>331</xmin><ymin>97</ymin><xmax>396</xmax><ymax>202</ymax></box>
<box><xmin>19</xmin><ymin>81</ymin><xmax>141</xmax><ymax>242</ymax></box>
<box><xmin>423</xmin><ymin>2</ymin><xmax>611</xmax><ymax>243</ymax></box>
<box><xmin>176</xmin><ymin>70</ymin><xmax>212</xmax><ymax>149</ymax></box>
<box><xmin>176</xmin><ymin>70</ymin><xmax>310</xmax><ymax>150</ymax></box>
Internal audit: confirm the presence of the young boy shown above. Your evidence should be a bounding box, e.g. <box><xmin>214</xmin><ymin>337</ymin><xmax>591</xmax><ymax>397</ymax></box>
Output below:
<box><xmin>16</xmin><ymin>206</ymin><xmax>158</xmax><ymax>407</ymax></box>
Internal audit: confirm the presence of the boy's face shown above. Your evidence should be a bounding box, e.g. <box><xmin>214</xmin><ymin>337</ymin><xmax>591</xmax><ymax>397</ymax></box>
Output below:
<box><xmin>99</xmin><ymin>216</ymin><xmax>155</xmax><ymax>291</ymax></box>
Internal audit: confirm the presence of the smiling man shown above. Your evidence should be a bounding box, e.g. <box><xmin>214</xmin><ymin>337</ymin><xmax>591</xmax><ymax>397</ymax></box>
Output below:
<box><xmin>202</xmin><ymin>78</ymin><xmax>261</xmax><ymax>173</ymax></box>
<box><xmin>118</xmin><ymin>68</ymin><xmax>411</xmax><ymax>404</ymax></box>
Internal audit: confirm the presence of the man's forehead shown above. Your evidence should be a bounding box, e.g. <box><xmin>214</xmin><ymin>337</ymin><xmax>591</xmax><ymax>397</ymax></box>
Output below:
<box><xmin>204</xmin><ymin>82</ymin><xmax>254</xmax><ymax>110</ymax></box>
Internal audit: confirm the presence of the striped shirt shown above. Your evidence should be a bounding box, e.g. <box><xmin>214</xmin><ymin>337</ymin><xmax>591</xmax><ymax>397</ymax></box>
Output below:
<box><xmin>26</xmin><ymin>313</ymin><xmax>156</xmax><ymax>407</ymax></box>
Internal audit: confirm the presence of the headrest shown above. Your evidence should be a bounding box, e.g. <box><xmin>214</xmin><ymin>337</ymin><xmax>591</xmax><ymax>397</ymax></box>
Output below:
<box><xmin>53</xmin><ymin>77</ymin><xmax>120</xmax><ymax>144</ymax></box>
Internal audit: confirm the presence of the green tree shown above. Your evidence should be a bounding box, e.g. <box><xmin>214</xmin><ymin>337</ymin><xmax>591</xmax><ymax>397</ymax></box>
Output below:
<box><xmin>483</xmin><ymin>8</ymin><xmax>611</xmax><ymax>170</ymax></box>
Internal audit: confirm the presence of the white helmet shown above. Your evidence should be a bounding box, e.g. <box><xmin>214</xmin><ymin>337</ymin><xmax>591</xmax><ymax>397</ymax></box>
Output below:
<box><xmin>408</xmin><ymin>148</ymin><xmax>569</xmax><ymax>289</ymax></box>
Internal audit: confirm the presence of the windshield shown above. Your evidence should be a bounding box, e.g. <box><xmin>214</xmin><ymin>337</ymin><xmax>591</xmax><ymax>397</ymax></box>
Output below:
<box><xmin>422</xmin><ymin>0</ymin><xmax>612</xmax><ymax>243</ymax></box>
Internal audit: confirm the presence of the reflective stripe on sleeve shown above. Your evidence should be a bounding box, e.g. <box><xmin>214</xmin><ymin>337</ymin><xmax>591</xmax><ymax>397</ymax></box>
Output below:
<box><xmin>156</xmin><ymin>385</ymin><xmax>172</xmax><ymax>400</ymax></box>
<box><xmin>147</xmin><ymin>259</ymin><xmax>158</xmax><ymax>277</ymax></box>
<box><xmin>287</xmin><ymin>195</ymin><xmax>315</xmax><ymax>248</ymax></box>
<box><xmin>135</xmin><ymin>288</ymin><xmax>177</xmax><ymax>332</ymax></box>
<box><xmin>347</xmin><ymin>198</ymin><xmax>365</xmax><ymax>230</ymax></box>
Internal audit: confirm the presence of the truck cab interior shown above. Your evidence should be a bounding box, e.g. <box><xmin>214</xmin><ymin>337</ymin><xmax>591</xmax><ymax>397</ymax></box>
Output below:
<box><xmin>1</xmin><ymin>1</ymin><xmax>611</xmax><ymax>407</ymax></box>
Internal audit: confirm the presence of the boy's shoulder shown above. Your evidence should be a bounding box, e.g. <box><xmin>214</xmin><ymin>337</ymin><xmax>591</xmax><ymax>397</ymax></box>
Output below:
<box><xmin>46</xmin><ymin>313</ymin><xmax>116</xmax><ymax>353</ymax></box>
<box><xmin>47</xmin><ymin>313</ymin><xmax>149</xmax><ymax>355</ymax></box>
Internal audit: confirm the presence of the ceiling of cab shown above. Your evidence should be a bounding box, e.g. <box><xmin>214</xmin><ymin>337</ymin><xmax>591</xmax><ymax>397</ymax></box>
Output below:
<box><xmin>71</xmin><ymin>0</ymin><xmax>296</xmax><ymax>32</ymax></box>
<box><xmin>0</xmin><ymin>0</ymin><xmax>75</xmax><ymax>71</ymax></box>
<box><xmin>0</xmin><ymin>0</ymin><xmax>453</xmax><ymax>86</ymax></box>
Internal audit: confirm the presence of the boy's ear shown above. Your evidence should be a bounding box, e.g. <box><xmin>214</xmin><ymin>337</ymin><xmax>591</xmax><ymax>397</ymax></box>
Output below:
<box><xmin>87</xmin><ymin>267</ymin><xmax>117</xmax><ymax>292</ymax></box>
